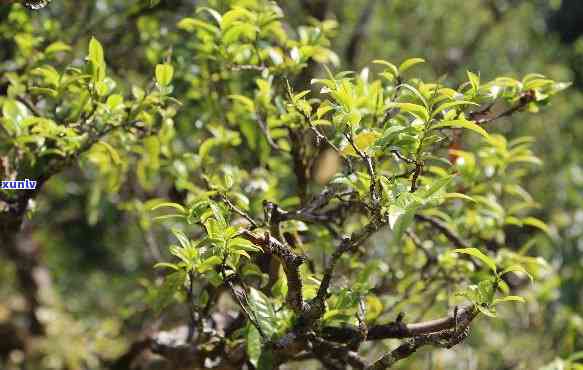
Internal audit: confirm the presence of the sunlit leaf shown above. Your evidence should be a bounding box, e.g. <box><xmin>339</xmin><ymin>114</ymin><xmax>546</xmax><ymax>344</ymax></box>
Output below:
<box><xmin>432</xmin><ymin>119</ymin><xmax>490</xmax><ymax>138</ymax></box>
<box><xmin>454</xmin><ymin>248</ymin><xmax>497</xmax><ymax>273</ymax></box>
<box><xmin>399</xmin><ymin>58</ymin><xmax>425</xmax><ymax>73</ymax></box>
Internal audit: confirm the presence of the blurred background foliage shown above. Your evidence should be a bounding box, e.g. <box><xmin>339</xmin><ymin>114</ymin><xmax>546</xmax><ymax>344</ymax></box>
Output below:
<box><xmin>0</xmin><ymin>0</ymin><xmax>581</xmax><ymax>369</ymax></box>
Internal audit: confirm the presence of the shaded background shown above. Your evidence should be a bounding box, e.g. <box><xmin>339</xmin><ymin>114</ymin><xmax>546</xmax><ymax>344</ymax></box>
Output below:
<box><xmin>0</xmin><ymin>0</ymin><xmax>582</xmax><ymax>369</ymax></box>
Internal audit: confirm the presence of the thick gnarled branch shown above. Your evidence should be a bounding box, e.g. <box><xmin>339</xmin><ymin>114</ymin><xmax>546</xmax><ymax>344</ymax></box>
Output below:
<box><xmin>321</xmin><ymin>304</ymin><xmax>476</xmax><ymax>342</ymax></box>
<box><xmin>240</xmin><ymin>230</ymin><xmax>307</xmax><ymax>313</ymax></box>
<box><xmin>367</xmin><ymin>306</ymin><xmax>477</xmax><ymax>369</ymax></box>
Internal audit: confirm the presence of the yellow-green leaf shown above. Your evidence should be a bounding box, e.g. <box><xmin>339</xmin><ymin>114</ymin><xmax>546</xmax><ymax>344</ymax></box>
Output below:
<box><xmin>341</xmin><ymin>131</ymin><xmax>381</xmax><ymax>156</ymax></box>
<box><xmin>372</xmin><ymin>59</ymin><xmax>398</xmax><ymax>77</ymax></box>
<box><xmin>45</xmin><ymin>41</ymin><xmax>71</xmax><ymax>55</ymax></box>
<box><xmin>454</xmin><ymin>247</ymin><xmax>497</xmax><ymax>273</ymax></box>
<box><xmin>467</xmin><ymin>71</ymin><xmax>480</xmax><ymax>92</ymax></box>
<box><xmin>385</xmin><ymin>102</ymin><xmax>429</xmax><ymax>121</ymax></box>
<box><xmin>229</xmin><ymin>94</ymin><xmax>255</xmax><ymax>111</ymax></box>
<box><xmin>155</xmin><ymin>64</ymin><xmax>174</xmax><ymax>87</ymax></box>
<box><xmin>432</xmin><ymin>119</ymin><xmax>490</xmax><ymax>138</ymax></box>
<box><xmin>493</xmin><ymin>295</ymin><xmax>526</xmax><ymax>306</ymax></box>
<box><xmin>365</xmin><ymin>295</ymin><xmax>384</xmax><ymax>321</ymax></box>
<box><xmin>444</xmin><ymin>193</ymin><xmax>476</xmax><ymax>202</ymax></box>
<box><xmin>522</xmin><ymin>217</ymin><xmax>550</xmax><ymax>235</ymax></box>
<box><xmin>398</xmin><ymin>58</ymin><xmax>425</xmax><ymax>73</ymax></box>
<box><xmin>431</xmin><ymin>100</ymin><xmax>480</xmax><ymax>119</ymax></box>
<box><xmin>150</xmin><ymin>202</ymin><xmax>187</xmax><ymax>215</ymax></box>
<box><xmin>500</xmin><ymin>265</ymin><xmax>534</xmax><ymax>283</ymax></box>
<box><xmin>88</xmin><ymin>37</ymin><xmax>106</xmax><ymax>81</ymax></box>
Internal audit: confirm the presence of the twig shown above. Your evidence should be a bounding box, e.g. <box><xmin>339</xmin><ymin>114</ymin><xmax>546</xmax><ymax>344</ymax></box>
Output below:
<box><xmin>222</xmin><ymin>195</ymin><xmax>258</xmax><ymax>229</ymax></box>
<box><xmin>186</xmin><ymin>271</ymin><xmax>197</xmax><ymax>342</ymax></box>
<box><xmin>380</xmin><ymin>77</ymin><xmax>403</xmax><ymax>126</ymax></box>
<box><xmin>16</xmin><ymin>95</ymin><xmax>43</xmax><ymax>117</ymax></box>
<box><xmin>221</xmin><ymin>267</ymin><xmax>266</xmax><ymax>339</ymax></box>
<box><xmin>255</xmin><ymin>111</ymin><xmax>284</xmax><ymax>151</ymax></box>
<box><xmin>473</xmin><ymin>90</ymin><xmax>536</xmax><ymax>125</ymax></box>
<box><xmin>345</xmin><ymin>132</ymin><xmax>380</xmax><ymax>210</ymax></box>
<box><xmin>414</xmin><ymin>214</ymin><xmax>470</xmax><ymax>249</ymax></box>
<box><xmin>317</xmin><ymin>222</ymin><xmax>381</xmax><ymax>305</ymax></box>
<box><xmin>391</xmin><ymin>149</ymin><xmax>416</xmax><ymax>165</ymax></box>
<box><xmin>409</xmin><ymin>161</ymin><xmax>424</xmax><ymax>193</ymax></box>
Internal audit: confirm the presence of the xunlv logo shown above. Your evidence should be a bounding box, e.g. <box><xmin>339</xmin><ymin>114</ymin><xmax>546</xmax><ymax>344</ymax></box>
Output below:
<box><xmin>1</xmin><ymin>179</ymin><xmax>37</xmax><ymax>190</ymax></box>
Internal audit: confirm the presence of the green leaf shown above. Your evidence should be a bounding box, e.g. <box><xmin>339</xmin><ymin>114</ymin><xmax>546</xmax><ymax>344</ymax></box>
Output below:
<box><xmin>95</xmin><ymin>80</ymin><xmax>109</xmax><ymax>96</ymax></box>
<box><xmin>247</xmin><ymin>287</ymin><xmax>277</xmax><ymax>338</ymax></box>
<box><xmin>444</xmin><ymin>192</ymin><xmax>476</xmax><ymax>202</ymax></box>
<box><xmin>432</xmin><ymin>119</ymin><xmax>490</xmax><ymax>138</ymax></box>
<box><xmin>389</xmin><ymin>205</ymin><xmax>418</xmax><ymax>243</ymax></box>
<box><xmin>246</xmin><ymin>324</ymin><xmax>262</xmax><ymax>368</ymax></box>
<box><xmin>96</xmin><ymin>141</ymin><xmax>121</xmax><ymax>165</ymax></box>
<box><xmin>88</xmin><ymin>37</ymin><xmax>106</xmax><ymax>81</ymax></box>
<box><xmin>150</xmin><ymin>270</ymin><xmax>186</xmax><ymax>314</ymax></box>
<box><xmin>372</xmin><ymin>59</ymin><xmax>398</xmax><ymax>78</ymax></box>
<box><xmin>177</xmin><ymin>18</ymin><xmax>220</xmax><ymax>35</ymax></box>
<box><xmin>316</xmin><ymin>104</ymin><xmax>334</xmax><ymax>119</ymax></box>
<box><xmin>229</xmin><ymin>94</ymin><xmax>255</xmax><ymax>111</ymax></box>
<box><xmin>89</xmin><ymin>37</ymin><xmax>104</xmax><ymax>65</ymax></box>
<box><xmin>152</xmin><ymin>214</ymin><xmax>187</xmax><ymax>222</ymax></box>
<box><xmin>150</xmin><ymin>202</ymin><xmax>187</xmax><ymax>215</ymax></box>
<box><xmin>500</xmin><ymin>264</ymin><xmax>534</xmax><ymax>283</ymax></box>
<box><xmin>271</xmin><ymin>274</ymin><xmax>288</xmax><ymax>300</ymax></box>
<box><xmin>153</xmin><ymin>262</ymin><xmax>179</xmax><ymax>271</ymax></box>
<box><xmin>171</xmin><ymin>229</ymin><xmax>191</xmax><ymax>249</ymax></box>
<box><xmin>492</xmin><ymin>295</ymin><xmax>526</xmax><ymax>306</ymax></box>
<box><xmin>431</xmin><ymin>100</ymin><xmax>480</xmax><ymax>119</ymax></box>
<box><xmin>522</xmin><ymin>217</ymin><xmax>550</xmax><ymax>235</ymax></box>
<box><xmin>196</xmin><ymin>7</ymin><xmax>223</xmax><ymax>25</ymax></box>
<box><xmin>3</xmin><ymin>100</ymin><xmax>30</xmax><ymax>125</ymax></box>
<box><xmin>384</xmin><ymin>102</ymin><xmax>429</xmax><ymax>121</ymax></box>
<box><xmin>229</xmin><ymin>237</ymin><xmax>262</xmax><ymax>253</ymax></box>
<box><xmin>467</xmin><ymin>71</ymin><xmax>480</xmax><ymax>93</ymax></box>
<box><xmin>204</xmin><ymin>218</ymin><xmax>223</xmax><ymax>240</ymax></box>
<box><xmin>477</xmin><ymin>279</ymin><xmax>497</xmax><ymax>305</ymax></box>
<box><xmin>45</xmin><ymin>41</ymin><xmax>71</xmax><ymax>55</ymax></box>
<box><xmin>567</xmin><ymin>352</ymin><xmax>583</xmax><ymax>363</ymax></box>
<box><xmin>398</xmin><ymin>83</ymin><xmax>429</xmax><ymax>108</ymax></box>
<box><xmin>197</xmin><ymin>256</ymin><xmax>222</xmax><ymax>273</ymax></box>
<box><xmin>29</xmin><ymin>87</ymin><xmax>58</xmax><ymax>98</ymax></box>
<box><xmin>365</xmin><ymin>295</ymin><xmax>384</xmax><ymax>321</ymax></box>
<box><xmin>345</xmin><ymin>110</ymin><xmax>362</xmax><ymax>126</ymax></box>
<box><xmin>552</xmin><ymin>81</ymin><xmax>572</xmax><ymax>93</ymax></box>
<box><xmin>476</xmin><ymin>304</ymin><xmax>497</xmax><ymax>318</ymax></box>
<box><xmin>341</xmin><ymin>131</ymin><xmax>381</xmax><ymax>156</ymax></box>
<box><xmin>221</xmin><ymin>7</ymin><xmax>255</xmax><ymax>29</ymax></box>
<box><xmin>524</xmin><ymin>78</ymin><xmax>554</xmax><ymax>90</ymax></box>
<box><xmin>155</xmin><ymin>64</ymin><xmax>174</xmax><ymax>87</ymax></box>
<box><xmin>188</xmin><ymin>200</ymin><xmax>211</xmax><ymax>224</ymax></box>
<box><xmin>257</xmin><ymin>348</ymin><xmax>275</xmax><ymax>370</ymax></box>
<box><xmin>420</xmin><ymin>175</ymin><xmax>454</xmax><ymax>199</ymax></box>
<box><xmin>32</xmin><ymin>66</ymin><xmax>61</xmax><ymax>88</ymax></box>
<box><xmin>454</xmin><ymin>248</ymin><xmax>497</xmax><ymax>273</ymax></box>
<box><xmin>209</xmin><ymin>202</ymin><xmax>227</xmax><ymax>228</ymax></box>
<box><xmin>106</xmin><ymin>94</ymin><xmax>124</xmax><ymax>110</ymax></box>
<box><xmin>292</xmin><ymin>90</ymin><xmax>311</xmax><ymax>102</ymax></box>
<box><xmin>398</xmin><ymin>58</ymin><xmax>425</xmax><ymax>73</ymax></box>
